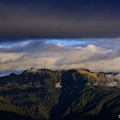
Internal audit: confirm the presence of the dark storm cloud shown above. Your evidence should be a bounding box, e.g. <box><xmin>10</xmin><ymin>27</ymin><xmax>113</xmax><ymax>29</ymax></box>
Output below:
<box><xmin>0</xmin><ymin>0</ymin><xmax>120</xmax><ymax>38</ymax></box>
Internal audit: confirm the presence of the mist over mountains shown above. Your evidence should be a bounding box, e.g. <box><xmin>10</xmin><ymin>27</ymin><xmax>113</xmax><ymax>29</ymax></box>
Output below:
<box><xmin>0</xmin><ymin>68</ymin><xmax>120</xmax><ymax>120</ymax></box>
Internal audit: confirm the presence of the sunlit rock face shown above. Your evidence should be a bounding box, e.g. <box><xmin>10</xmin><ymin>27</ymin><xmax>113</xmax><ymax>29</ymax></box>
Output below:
<box><xmin>55</xmin><ymin>82</ymin><xmax>62</xmax><ymax>88</ymax></box>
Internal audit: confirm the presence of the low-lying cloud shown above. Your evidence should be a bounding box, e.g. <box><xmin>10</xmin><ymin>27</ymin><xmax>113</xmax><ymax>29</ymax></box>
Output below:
<box><xmin>86</xmin><ymin>73</ymin><xmax>120</xmax><ymax>88</ymax></box>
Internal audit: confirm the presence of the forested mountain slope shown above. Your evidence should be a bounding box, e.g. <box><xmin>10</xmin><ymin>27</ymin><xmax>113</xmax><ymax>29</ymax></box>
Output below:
<box><xmin>0</xmin><ymin>68</ymin><xmax>120</xmax><ymax>120</ymax></box>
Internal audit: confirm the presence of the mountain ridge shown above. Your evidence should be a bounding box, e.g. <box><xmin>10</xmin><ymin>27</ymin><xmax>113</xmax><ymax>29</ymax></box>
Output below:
<box><xmin>0</xmin><ymin>68</ymin><xmax>120</xmax><ymax>120</ymax></box>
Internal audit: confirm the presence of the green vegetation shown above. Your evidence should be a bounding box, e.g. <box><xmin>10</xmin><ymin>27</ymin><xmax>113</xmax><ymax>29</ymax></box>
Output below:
<box><xmin>0</xmin><ymin>68</ymin><xmax>120</xmax><ymax>120</ymax></box>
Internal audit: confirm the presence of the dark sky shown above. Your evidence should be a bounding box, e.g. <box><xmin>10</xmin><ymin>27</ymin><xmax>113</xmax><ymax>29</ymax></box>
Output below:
<box><xmin>0</xmin><ymin>0</ymin><xmax>120</xmax><ymax>38</ymax></box>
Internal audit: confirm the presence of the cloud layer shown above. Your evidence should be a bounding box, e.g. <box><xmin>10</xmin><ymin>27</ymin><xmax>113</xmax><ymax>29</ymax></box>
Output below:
<box><xmin>0</xmin><ymin>39</ymin><xmax>120</xmax><ymax>76</ymax></box>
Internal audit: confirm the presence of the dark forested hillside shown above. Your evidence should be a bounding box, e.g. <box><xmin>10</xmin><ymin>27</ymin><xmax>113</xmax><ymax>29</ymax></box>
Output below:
<box><xmin>0</xmin><ymin>68</ymin><xmax>120</xmax><ymax>120</ymax></box>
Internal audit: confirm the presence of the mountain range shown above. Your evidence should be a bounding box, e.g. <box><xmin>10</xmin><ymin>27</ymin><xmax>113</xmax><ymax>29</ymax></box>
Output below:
<box><xmin>0</xmin><ymin>68</ymin><xmax>120</xmax><ymax>120</ymax></box>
